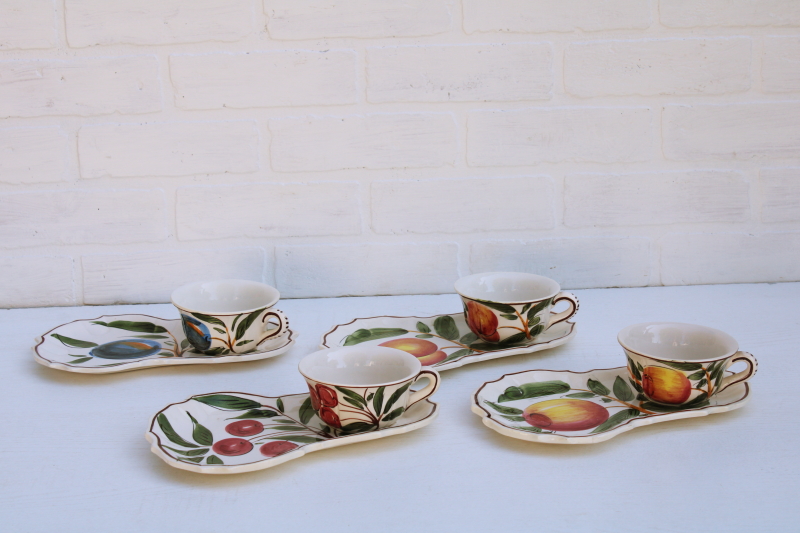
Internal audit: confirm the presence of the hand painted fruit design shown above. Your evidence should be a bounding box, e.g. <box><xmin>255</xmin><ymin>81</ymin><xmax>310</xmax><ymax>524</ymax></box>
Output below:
<box><xmin>90</xmin><ymin>339</ymin><xmax>161</xmax><ymax>359</ymax></box>
<box><xmin>641</xmin><ymin>366</ymin><xmax>691</xmax><ymax>404</ymax></box>
<box><xmin>378</xmin><ymin>338</ymin><xmax>446</xmax><ymax>366</ymax></box>
<box><xmin>465</xmin><ymin>301</ymin><xmax>499</xmax><ymax>342</ymax></box>
<box><xmin>181</xmin><ymin>315</ymin><xmax>212</xmax><ymax>352</ymax></box>
<box><xmin>523</xmin><ymin>399</ymin><xmax>609</xmax><ymax>431</ymax></box>
<box><xmin>154</xmin><ymin>394</ymin><xmax>329</xmax><ymax>466</ymax></box>
<box><xmin>308</xmin><ymin>383</ymin><xmax>342</xmax><ymax>428</ymax></box>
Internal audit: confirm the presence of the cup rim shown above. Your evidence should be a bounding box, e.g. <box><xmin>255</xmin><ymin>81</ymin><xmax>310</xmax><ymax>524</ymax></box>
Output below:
<box><xmin>298</xmin><ymin>346</ymin><xmax>422</xmax><ymax>388</ymax></box>
<box><xmin>454</xmin><ymin>272</ymin><xmax>561</xmax><ymax>304</ymax></box>
<box><xmin>617</xmin><ymin>321</ymin><xmax>739</xmax><ymax>363</ymax></box>
<box><xmin>171</xmin><ymin>279</ymin><xmax>279</xmax><ymax>315</ymax></box>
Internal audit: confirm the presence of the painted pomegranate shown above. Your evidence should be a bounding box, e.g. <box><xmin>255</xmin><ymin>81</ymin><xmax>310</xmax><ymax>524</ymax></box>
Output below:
<box><xmin>523</xmin><ymin>399</ymin><xmax>609</xmax><ymax>431</ymax></box>
<box><xmin>260</xmin><ymin>441</ymin><xmax>299</xmax><ymax>458</ymax></box>
<box><xmin>212</xmin><ymin>438</ymin><xmax>253</xmax><ymax>456</ymax></box>
<box><xmin>319</xmin><ymin>406</ymin><xmax>341</xmax><ymax>428</ymax></box>
<box><xmin>379</xmin><ymin>338</ymin><xmax>446</xmax><ymax>366</ymax></box>
<box><xmin>642</xmin><ymin>366</ymin><xmax>692</xmax><ymax>404</ymax></box>
<box><xmin>465</xmin><ymin>301</ymin><xmax>499</xmax><ymax>342</ymax></box>
<box><xmin>225</xmin><ymin>420</ymin><xmax>264</xmax><ymax>437</ymax></box>
<box><xmin>308</xmin><ymin>383</ymin><xmax>338</xmax><ymax>411</ymax></box>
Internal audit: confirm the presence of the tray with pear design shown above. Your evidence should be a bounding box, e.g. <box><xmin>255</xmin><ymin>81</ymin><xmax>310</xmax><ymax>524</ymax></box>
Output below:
<box><xmin>320</xmin><ymin>312</ymin><xmax>576</xmax><ymax>372</ymax></box>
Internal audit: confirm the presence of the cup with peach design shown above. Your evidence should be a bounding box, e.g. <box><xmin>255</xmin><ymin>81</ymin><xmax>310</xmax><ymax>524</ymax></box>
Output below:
<box><xmin>298</xmin><ymin>346</ymin><xmax>440</xmax><ymax>437</ymax></box>
<box><xmin>619</xmin><ymin>322</ymin><xmax>757</xmax><ymax>407</ymax></box>
<box><xmin>454</xmin><ymin>272</ymin><xmax>579</xmax><ymax>345</ymax></box>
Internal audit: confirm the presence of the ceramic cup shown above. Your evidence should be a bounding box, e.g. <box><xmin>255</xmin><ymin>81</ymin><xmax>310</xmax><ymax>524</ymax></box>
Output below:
<box><xmin>618</xmin><ymin>322</ymin><xmax>757</xmax><ymax>407</ymax></box>
<box><xmin>454</xmin><ymin>272</ymin><xmax>579</xmax><ymax>345</ymax></box>
<box><xmin>298</xmin><ymin>346</ymin><xmax>440</xmax><ymax>436</ymax></box>
<box><xmin>171</xmin><ymin>280</ymin><xmax>288</xmax><ymax>355</ymax></box>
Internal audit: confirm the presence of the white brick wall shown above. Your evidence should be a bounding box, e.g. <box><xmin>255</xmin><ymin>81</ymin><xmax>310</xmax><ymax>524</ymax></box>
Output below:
<box><xmin>1</xmin><ymin>0</ymin><xmax>799</xmax><ymax>307</ymax></box>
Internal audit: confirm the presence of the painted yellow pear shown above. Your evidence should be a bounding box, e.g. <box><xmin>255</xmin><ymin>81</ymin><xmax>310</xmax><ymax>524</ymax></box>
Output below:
<box><xmin>523</xmin><ymin>399</ymin><xmax>609</xmax><ymax>431</ymax></box>
<box><xmin>642</xmin><ymin>366</ymin><xmax>692</xmax><ymax>404</ymax></box>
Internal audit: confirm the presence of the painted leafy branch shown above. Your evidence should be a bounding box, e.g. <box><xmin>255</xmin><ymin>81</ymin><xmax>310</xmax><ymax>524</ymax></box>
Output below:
<box><xmin>187</xmin><ymin>308</ymin><xmax>266</xmax><ymax>356</ymax></box>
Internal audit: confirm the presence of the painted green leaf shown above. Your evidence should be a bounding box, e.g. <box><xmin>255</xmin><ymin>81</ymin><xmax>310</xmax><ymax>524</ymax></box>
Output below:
<box><xmin>416</xmin><ymin>322</ymin><xmax>430</xmax><ymax>333</ymax></box>
<box><xmin>206</xmin><ymin>455</ymin><xmax>223</xmax><ymax>465</ymax></box>
<box><xmin>276</xmin><ymin>398</ymin><xmax>284</xmax><ymax>413</ymax></box>
<box><xmin>500</xmin><ymin>313</ymin><xmax>518</xmax><ymax>321</ymax></box>
<box><xmin>512</xmin><ymin>426</ymin><xmax>552</xmax><ymax>434</ymax></box>
<box><xmin>528</xmin><ymin>315</ymin><xmax>541</xmax><ymax>327</ymax></box>
<box><xmin>102</xmin><ymin>320</ymin><xmax>168</xmax><ymax>334</ymax></box>
<box><xmin>528</xmin><ymin>324</ymin><xmax>544</xmax><ymax>338</ymax></box>
<box><xmin>281</xmin><ymin>435</ymin><xmax>326</xmax><ymax>444</ymax></box>
<box><xmin>69</xmin><ymin>357</ymin><xmax>93</xmax><ymax>364</ymax></box>
<box><xmin>193</xmin><ymin>395</ymin><xmax>261</xmax><ymax>410</ymax></box>
<box><xmin>628</xmin><ymin>360</ymin><xmax>642</xmax><ymax>381</ymax></box>
<box><xmin>639</xmin><ymin>402</ymin><xmax>685</xmax><ymax>412</ymax></box>
<box><xmin>710</xmin><ymin>361</ymin><xmax>727</xmax><ymax>383</ymax></box>
<box><xmin>566</xmin><ymin>392</ymin><xmax>596</xmax><ymax>399</ymax></box>
<box><xmin>269</xmin><ymin>425</ymin><xmax>308</xmax><ymax>431</ymax></box>
<box><xmin>382</xmin><ymin>407</ymin><xmax>405</xmax><ymax>422</ymax></box>
<box><xmin>499</xmin><ymin>414</ymin><xmax>526</xmax><ymax>422</ymax></box>
<box><xmin>475</xmin><ymin>299</ymin><xmax>516</xmax><ymax>314</ymax></box>
<box><xmin>51</xmin><ymin>333</ymin><xmax>97</xmax><ymax>349</ymax></box>
<box><xmin>164</xmin><ymin>341</ymin><xmax>174</xmax><ymax>346</ymax></box>
<box><xmin>629</xmin><ymin>378</ymin><xmax>643</xmax><ymax>393</ymax></box>
<box><xmin>433</xmin><ymin>315</ymin><xmax>460</xmax><ymax>341</ymax></box>
<box><xmin>527</xmin><ymin>298</ymin><xmax>551</xmax><ymax>321</ymax></box>
<box><xmin>156</xmin><ymin>414</ymin><xmax>198</xmax><ymax>448</ymax></box>
<box><xmin>372</xmin><ymin>386</ymin><xmax>385</xmax><ymax>416</ymax></box>
<box><xmin>436</xmin><ymin>348</ymin><xmax>472</xmax><ymax>365</ymax></box>
<box><xmin>189</xmin><ymin>312</ymin><xmax>226</xmax><ymax>328</ymax></box>
<box><xmin>134</xmin><ymin>335</ymin><xmax>169</xmax><ymax>339</ymax></box>
<box><xmin>696</xmin><ymin>378</ymin><xmax>708</xmax><ymax>389</ymax></box>
<box><xmin>213</xmin><ymin>327</ymin><xmax>226</xmax><ymax>335</ymax></box>
<box><xmin>235</xmin><ymin>339</ymin><xmax>252</xmax><ymax>346</ymax></box>
<box><xmin>298</xmin><ymin>397</ymin><xmax>315</xmax><ymax>424</ymax></box>
<box><xmin>180</xmin><ymin>339</ymin><xmax>190</xmax><ymax>350</ymax></box>
<box><xmin>460</xmin><ymin>332</ymin><xmax>478</xmax><ymax>345</ymax></box>
<box><xmin>202</xmin><ymin>347</ymin><xmax>228</xmax><ymax>356</ymax></box>
<box><xmin>335</xmin><ymin>387</ymin><xmax>367</xmax><ymax>409</ymax></box>
<box><xmin>498</xmin><ymin>381</ymin><xmax>570</xmax><ymax>402</ymax></box>
<box><xmin>521</xmin><ymin>303</ymin><xmax>532</xmax><ymax>314</ymax></box>
<box><xmin>613</xmin><ymin>376</ymin><xmax>634</xmax><ymax>402</ymax></box>
<box><xmin>383</xmin><ymin>382</ymin><xmax>412</xmax><ymax>415</ymax></box>
<box><xmin>660</xmin><ymin>361</ymin><xmax>703</xmax><ymax>372</ymax></box>
<box><xmin>164</xmin><ymin>446</ymin><xmax>209</xmax><ymax>457</ymax></box>
<box><xmin>636</xmin><ymin>361</ymin><xmax>644</xmax><ymax>372</ymax></box>
<box><xmin>343</xmin><ymin>328</ymin><xmax>409</xmax><ymax>346</ymax></box>
<box><xmin>366</xmin><ymin>393</ymin><xmax>374</xmax><ymax>401</ymax></box>
<box><xmin>340</xmin><ymin>421</ymin><xmax>376</xmax><ymax>434</ymax></box>
<box><xmin>226</xmin><ymin>409</ymin><xmax>278</xmax><ymax>420</ymax></box>
<box><xmin>415</xmin><ymin>334</ymin><xmax>433</xmax><ymax>339</ymax></box>
<box><xmin>636</xmin><ymin>393</ymin><xmax>646</xmax><ymax>401</ymax></box>
<box><xmin>484</xmin><ymin>400</ymin><xmax>523</xmax><ymax>415</ymax></box>
<box><xmin>273</xmin><ymin>419</ymin><xmax>294</xmax><ymax>424</ymax></box>
<box><xmin>587</xmin><ymin>379</ymin><xmax>611</xmax><ymax>396</ymax></box>
<box><xmin>683</xmin><ymin>392</ymin><xmax>709</xmax><ymax>408</ymax></box>
<box><xmin>158</xmin><ymin>352</ymin><xmax>173</xmax><ymax>357</ymax></box>
<box><xmin>234</xmin><ymin>308</ymin><xmax>266</xmax><ymax>342</ymax></box>
<box><xmin>187</xmin><ymin>413</ymin><xmax>213</xmax><ymax>446</ymax></box>
<box><xmin>687</xmin><ymin>370</ymin><xmax>706</xmax><ymax>380</ymax></box>
<box><xmin>182</xmin><ymin>457</ymin><xmax>204</xmax><ymax>464</ymax></box>
<box><xmin>601</xmin><ymin>398</ymin><xmax>612</xmax><ymax>403</ymax></box>
<box><xmin>499</xmin><ymin>331</ymin><xmax>529</xmax><ymax>347</ymax></box>
<box><xmin>590</xmin><ymin>408</ymin><xmax>642</xmax><ymax>434</ymax></box>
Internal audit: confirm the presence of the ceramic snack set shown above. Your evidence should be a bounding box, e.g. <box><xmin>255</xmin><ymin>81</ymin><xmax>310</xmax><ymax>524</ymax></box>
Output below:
<box><xmin>455</xmin><ymin>272</ymin><xmax>579</xmax><ymax>344</ymax></box>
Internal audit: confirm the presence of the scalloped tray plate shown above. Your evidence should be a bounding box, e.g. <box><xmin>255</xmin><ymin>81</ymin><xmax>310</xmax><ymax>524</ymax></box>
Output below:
<box><xmin>472</xmin><ymin>366</ymin><xmax>749</xmax><ymax>444</ymax></box>
<box><xmin>146</xmin><ymin>391</ymin><xmax>438</xmax><ymax>474</ymax></box>
<box><xmin>320</xmin><ymin>312</ymin><xmax>575</xmax><ymax>372</ymax></box>
<box><xmin>34</xmin><ymin>314</ymin><xmax>295</xmax><ymax>374</ymax></box>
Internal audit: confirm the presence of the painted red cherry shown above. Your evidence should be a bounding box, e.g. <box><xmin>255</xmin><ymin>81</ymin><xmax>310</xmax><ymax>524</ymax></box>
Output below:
<box><xmin>212</xmin><ymin>438</ymin><xmax>254</xmax><ymax>456</ymax></box>
<box><xmin>319</xmin><ymin>406</ymin><xmax>341</xmax><ymax>428</ymax></box>
<box><xmin>225</xmin><ymin>420</ymin><xmax>264</xmax><ymax>437</ymax></box>
<box><xmin>308</xmin><ymin>384</ymin><xmax>321</xmax><ymax>410</ymax></box>
<box><xmin>260</xmin><ymin>441</ymin><xmax>299</xmax><ymax>458</ymax></box>
<box><xmin>316</xmin><ymin>384</ymin><xmax>338</xmax><ymax>407</ymax></box>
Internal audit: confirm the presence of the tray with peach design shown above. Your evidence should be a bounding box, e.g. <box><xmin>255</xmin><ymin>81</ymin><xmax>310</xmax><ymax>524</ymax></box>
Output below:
<box><xmin>146</xmin><ymin>391</ymin><xmax>437</xmax><ymax>474</ymax></box>
<box><xmin>472</xmin><ymin>366</ymin><xmax>749</xmax><ymax>444</ymax></box>
<box><xmin>34</xmin><ymin>314</ymin><xmax>295</xmax><ymax>374</ymax></box>
<box><xmin>320</xmin><ymin>312</ymin><xmax>576</xmax><ymax>372</ymax></box>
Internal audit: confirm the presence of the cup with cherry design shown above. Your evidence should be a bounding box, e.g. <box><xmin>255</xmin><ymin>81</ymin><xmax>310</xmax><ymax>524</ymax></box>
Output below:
<box><xmin>298</xmin><ymin>346</ymin><xmax>440</xmax><ymax>437</ymax></box>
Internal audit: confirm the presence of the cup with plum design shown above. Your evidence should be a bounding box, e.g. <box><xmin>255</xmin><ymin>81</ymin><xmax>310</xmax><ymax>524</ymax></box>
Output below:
<box><xmin>619</xmin><ymin>322</ymin><xmax>757</xmax><ymax>407</ymax></box>
<box><xmin>298</xmin><ymin>346</ymin><xmax>440</xmax><ymax>437</ymax></box>
<box><xmin>454</xmin><ymin>272</ymin><xmax>579</xmax><ymax>345</ymax></box>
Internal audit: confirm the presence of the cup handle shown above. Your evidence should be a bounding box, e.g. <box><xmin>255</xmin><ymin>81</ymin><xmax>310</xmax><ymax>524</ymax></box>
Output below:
<box><xmin>716</xmin><ymin>351</ymin><xmax>757</xmax><ymax>394</ymax></box>
<box><xmin>406</xmin><ymin>369</ymin><xmax>441</xmax><ymax>409</ymax></box>
<box><xmin>546</xmin><ymin>291</ymin><xmax>579</xmax><ymax>330</ymax></box>
<box><xmin>259</xmin><ymin>309</ymin><xmax>288</xmax><ymax>343</ymax></box>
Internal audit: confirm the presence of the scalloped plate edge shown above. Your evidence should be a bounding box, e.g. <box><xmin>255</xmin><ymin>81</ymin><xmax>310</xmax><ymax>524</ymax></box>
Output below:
<box><xmin>471</xmin><ymin>367</ymin><xmax>749</xmax><ymax>445</ymax></box>
<box><xmin>145</xmin><ymin>397</ymin><xmax>439</xmax><ymax>474</ymax></box>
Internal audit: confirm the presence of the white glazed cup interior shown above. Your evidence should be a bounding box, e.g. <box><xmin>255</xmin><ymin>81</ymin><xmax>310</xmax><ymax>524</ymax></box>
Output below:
<box><xmin>618</xmin><ymin>322</ymin><xmax>738</xmax><ymax>362</ymax></box>
<box><xmin>455</xmin><ymin>272</ymin><xmax>560</xmax><ymax>303</ymax></box>
<box><xmin>171</xmin><ymin>279</ymin><xmax>279</xmax><ymax>314</ymax></box>
<box><xmin>298</xmin><ymin>346</ymin><xmax>421</xmax><ymax>387</ymax></box>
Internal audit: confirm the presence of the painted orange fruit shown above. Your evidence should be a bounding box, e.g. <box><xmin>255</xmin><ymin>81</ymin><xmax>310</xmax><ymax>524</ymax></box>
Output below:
<box><xmin>379</xmin><ymin>338</ymin><xmax>446</xmax><ymax>366</ymax></box>
<box><xmin>642</xmin><ymin>366</ymin><xmax>691</xmax><ymax>404</ymax></box>
<box><xmin>523</xmin><ymin>399</ymin><xmax>609</xmax><ymax>431</ymax></box>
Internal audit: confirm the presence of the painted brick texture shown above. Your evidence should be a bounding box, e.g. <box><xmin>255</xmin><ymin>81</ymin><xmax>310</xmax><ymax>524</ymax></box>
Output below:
<box><xmin>0</xmin><ymin>0</ymin><xmax>799</xmax><ymax>307</ymax></box>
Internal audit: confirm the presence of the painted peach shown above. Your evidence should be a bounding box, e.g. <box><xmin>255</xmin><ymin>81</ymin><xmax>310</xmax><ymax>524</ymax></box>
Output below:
<box><xmin>379</xmin><ymin>338</ymin><xmax>438</xmax><ymax>357</ymax></box>
<box><xmin>416</xmin><ymin>350</ymin><xmax>447</xmax><ymax>366</ymax></box>
<box><xmin>465</xmin><ymin>300</ymin><xmax>499</xmax><ymax>342</ymax></box>
<box><xmin>523</xmin><ymin>399</ymin><xmax>609</xmax><ymax>431</ymax></box>
<box><xmin>642</xmin><ymin>366</ymin><xmax>691</xmax><ymax>404</ymax></box>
